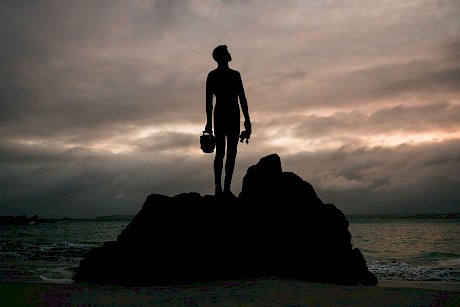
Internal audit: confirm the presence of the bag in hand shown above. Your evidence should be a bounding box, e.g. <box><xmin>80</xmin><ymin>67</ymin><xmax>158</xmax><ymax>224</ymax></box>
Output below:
<box><xmin>200</xmin><ymin>131</ymin><xmax>215</xmax><ymax>153</ymax></box>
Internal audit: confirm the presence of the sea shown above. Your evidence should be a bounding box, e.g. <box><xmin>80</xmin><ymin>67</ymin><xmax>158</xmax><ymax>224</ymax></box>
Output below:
<box><xmin>0</xmin><ymin>217</ymin><xmax>459</xmax><ymax>284</ymax></box>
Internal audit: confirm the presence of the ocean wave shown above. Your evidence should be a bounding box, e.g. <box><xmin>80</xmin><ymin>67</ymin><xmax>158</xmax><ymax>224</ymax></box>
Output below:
<box><xmin>33</xmin><ymin>267</ymin><xmax>75</xmax><ymax>284</ymax></box>
<box><xmin>34</xmin><ymin>241</ymin><xmax>98</xmax><ymax>252</ymax></box>
<box><xmin>0</xmin><ymin>251</ymin><xmax>24</xmax><ymax>258</ymax></box>
<box><xmin>1</xmin><ymin>241</ymin><xmax>98</xmax><ymax>261</ymax></box>
<box><xmin>369</xmin><ymin>260</ymin><xmax>460</xmax><ymax>282</ymax></box>
<box><xmin>418</xmin><ymin>251</ymin><xmax>460</xmax><ymax>260</ymax></box>
<box><xmin>436</xmin><ymin>258</ymin><xmax>460</xmax><ymax>268</ymax></box>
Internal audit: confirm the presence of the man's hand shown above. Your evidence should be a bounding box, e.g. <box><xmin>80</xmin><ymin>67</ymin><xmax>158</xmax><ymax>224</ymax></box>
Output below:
<box><xmin>240</xmin><ymin>118</ymin><xmax>252</xmax><ymax>144</ymax></box>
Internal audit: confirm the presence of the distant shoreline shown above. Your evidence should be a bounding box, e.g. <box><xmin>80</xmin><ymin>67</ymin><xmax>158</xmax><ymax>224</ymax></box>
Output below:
<box><xmin>2</xmin><ymin>213</ymin><xmax>459</xmax><ymax>222</ymax></box>
<box><xmin>346</xmin><ymin>213</ymin><xmax>460</xmax><ymax>220</ymax></box>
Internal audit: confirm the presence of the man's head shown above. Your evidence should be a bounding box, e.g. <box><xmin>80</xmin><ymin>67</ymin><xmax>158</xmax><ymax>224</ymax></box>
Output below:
<box><xmin>212</xmin><ymin>45</ymin><xmax>232</xmax><ymax>63</ymax></box>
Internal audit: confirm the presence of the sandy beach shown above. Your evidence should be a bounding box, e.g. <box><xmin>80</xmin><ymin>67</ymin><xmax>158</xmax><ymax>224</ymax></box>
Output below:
<box><xmin>1</xmin><ymin>278</ymin><xmax>459</xmax><ymax>306</ymax></box>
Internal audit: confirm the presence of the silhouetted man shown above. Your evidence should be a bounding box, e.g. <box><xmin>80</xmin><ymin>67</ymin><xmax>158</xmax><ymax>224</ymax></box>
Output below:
<box><xmin>205</xmin><ymin>45</ymin><xmax>251</xmax><ymax>197</ymax></box>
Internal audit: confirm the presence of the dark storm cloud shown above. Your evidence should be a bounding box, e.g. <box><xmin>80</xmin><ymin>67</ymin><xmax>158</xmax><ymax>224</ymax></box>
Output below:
<box><xmin>345</xmin><ymin>58</ymin><xmax>460</xmax><ymax>102</ymax></box>
<box><xmin>1</xmin><ymin>137</ymin><xmax>458</xmax><ymax>217</ymax></box>
<box><xmin>293</xmin><ymin>101</ymin><xmax>460</xmax><ymax>138</ymax></box>
<box><xmin>0</xmin><ymin>0</ymin><xmax>205</xmax><ymax>139</ymax></box>
<box><xmin>0</xmin><ymin>143</ymin><xmax>211</xmax><ymax>218</ymax></box>
<box><xmin>446</xmin><ymin>39</ymin><xmax>460</xmax><ymax>62</ymax></box>
<box><xmin>260</xmin><ymin>49</ymin><xmax>460</xmax><ymax>112</ymax></box>
<box><xmin>282</xmin><ymin>139</ymin><xmax>460</xmax><ymax>214</ymax></box>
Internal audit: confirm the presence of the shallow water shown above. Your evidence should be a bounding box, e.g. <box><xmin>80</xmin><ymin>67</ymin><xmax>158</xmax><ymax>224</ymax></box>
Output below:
<box><xmin>349</xmin><ymin>218</ymin><xmax>460</xmax><ymax>282</ymax></box>
<box><xmin>0</xmin><ymin>220</ymin><xmax>128</xmax><ymax>283</ymax></box>
<box><xmin>1</xmin><ymin>218</ymin><xmax>459</xmax><ymax>283</ymax></box>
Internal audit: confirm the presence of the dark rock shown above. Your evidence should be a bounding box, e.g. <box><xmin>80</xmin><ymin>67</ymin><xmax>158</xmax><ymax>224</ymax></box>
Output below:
<box><xmin>0</xmin><ymin>215</ymin><xmax>39</xmax><ymax>226</ymax></box>
<box><xmin>73</xmin><ymin>153</ymin><xmax>378</xmax><ymax>286</ymax></box>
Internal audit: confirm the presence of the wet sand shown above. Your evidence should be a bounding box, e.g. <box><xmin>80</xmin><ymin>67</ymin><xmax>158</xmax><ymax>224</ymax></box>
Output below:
<box><xmin>1</xmin><ymin>278</ymin><xmax>459</xmax><ymax>306</ymax></box>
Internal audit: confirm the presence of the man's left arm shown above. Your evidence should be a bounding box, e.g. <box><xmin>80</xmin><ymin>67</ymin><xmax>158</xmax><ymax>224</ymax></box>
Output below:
<box><xmin>238</xmin><ymin>73</ymin><xmax>251</xmax><ymax>127</ymax></box>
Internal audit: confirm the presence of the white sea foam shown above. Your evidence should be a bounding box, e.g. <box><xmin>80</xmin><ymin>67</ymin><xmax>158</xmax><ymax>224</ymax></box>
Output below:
<box><xmin>35</xmin><ymin>267</ymin><xmax>75</xmax><ymax>284</ymax></box>
<box><xmin>39</xmin><ymin>276</ymin><xmax>75</xmax><ymax>284</ymax></box>
<box><xmin>368</xmin><ymin>260</ymin><xmax>460</xmax><ymax>282</ymax></box>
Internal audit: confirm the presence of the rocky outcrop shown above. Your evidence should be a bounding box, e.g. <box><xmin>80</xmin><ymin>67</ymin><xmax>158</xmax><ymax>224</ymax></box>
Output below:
<box><xmin>73</xmin><ymin>153</ymin><xmax>378</xmax><ymax>286</ymax></box>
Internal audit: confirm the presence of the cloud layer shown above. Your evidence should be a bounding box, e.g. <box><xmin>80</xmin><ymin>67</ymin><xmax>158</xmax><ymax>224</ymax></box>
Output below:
<box><xmin>1</xmin><ymin>0</ymin><xmax>459</xmax><ymax>217</ymax></box>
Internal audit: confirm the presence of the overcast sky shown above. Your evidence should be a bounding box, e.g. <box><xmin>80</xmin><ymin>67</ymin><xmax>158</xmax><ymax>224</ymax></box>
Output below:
<box><xmin>1</xmin><ymin>0</ymin><xmax>459</xmax><ymax>218</ymax></box>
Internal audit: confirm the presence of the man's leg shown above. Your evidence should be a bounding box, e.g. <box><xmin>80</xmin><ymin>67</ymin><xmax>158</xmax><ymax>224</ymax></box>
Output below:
<box><xmin>223</xmin><ymin>133</ymin><xmax>239</xmax><ymax>193</ymax></box>
<box><xmin>214</xmin><ymin>134</ymin><xmax>225</xmax><ymax>195</ymax></box>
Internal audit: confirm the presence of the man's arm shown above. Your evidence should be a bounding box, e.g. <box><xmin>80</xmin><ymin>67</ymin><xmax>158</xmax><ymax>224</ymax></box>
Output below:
<box><xmin>205</xmin><ymin>74</ymin><xmax>214</xmax><ymax>133</ymax></box>
<box><xmin>238</xmin><ymin>73</ymin><xmax>251</xmax><ymax>127</ymax></box>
